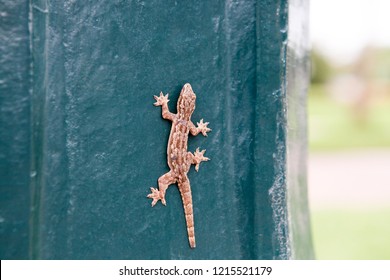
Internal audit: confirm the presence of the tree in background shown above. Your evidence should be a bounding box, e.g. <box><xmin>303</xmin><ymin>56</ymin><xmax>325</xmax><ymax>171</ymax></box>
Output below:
<box><xmin>311</xmin><ymin>49</ymin><xmax>332</xmax><ymax>84</ymax></box>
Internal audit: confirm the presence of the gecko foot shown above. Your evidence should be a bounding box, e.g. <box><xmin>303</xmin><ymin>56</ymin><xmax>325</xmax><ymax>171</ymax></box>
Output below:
<box><xmin>147</xmin><ymin>187</ymin><xmax>166</xmax><ymax>206</ymax></box>
<box><xmin>197</xmin><ymin>119</ymin><xmax>211</xmax><ymax>136</ymax></box>
<box><xmin>193</xmin><ymin>148</ymin><xmax>210</xmax><ymax>172</ymax></box>
<box><xmin>153</xmin><ymin>92</ymin><xmax>169</xmax><ymax>106</ymax></box>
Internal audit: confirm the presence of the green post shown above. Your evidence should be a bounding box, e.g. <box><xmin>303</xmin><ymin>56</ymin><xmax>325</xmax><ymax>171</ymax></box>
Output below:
<box><xmin>0</xmin><ymin>0</ymin><xmax>31</xmax><ymax>259</ymax></box>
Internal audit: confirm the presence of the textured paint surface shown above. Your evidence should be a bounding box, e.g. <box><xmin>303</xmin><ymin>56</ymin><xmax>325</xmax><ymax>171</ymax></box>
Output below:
<box><xmin>0</xmin><ymin>0</ymin><xmax>31</xmax><ymax>259</ymax></box>
<box><xmin>1</xmin><ymin>0</ymin><xmax>312</xmax><ymax>259</ymax></box>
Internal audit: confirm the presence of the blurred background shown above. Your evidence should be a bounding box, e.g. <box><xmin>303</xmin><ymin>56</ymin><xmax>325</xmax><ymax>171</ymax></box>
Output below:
<box><xmin>309</xmin><ymin>0</ymin><xmax>390</xmax><ymax>259</ymax></box>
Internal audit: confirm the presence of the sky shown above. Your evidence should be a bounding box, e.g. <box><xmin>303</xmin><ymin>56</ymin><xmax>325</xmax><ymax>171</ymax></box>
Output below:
<box><xmin>310</xmin><ymin>0</ymin><xmax>390</xmax><ymax>65</ymax></box>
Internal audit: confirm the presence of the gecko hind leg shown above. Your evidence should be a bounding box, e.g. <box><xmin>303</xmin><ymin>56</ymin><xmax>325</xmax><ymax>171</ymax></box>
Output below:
<box><xmin>147</xmin><ymin>171</ymin><xmax>176</xmax><ymax>206</ymax></box>
<box><xmin>191</xmin><ymin>148</ymin><xmax>210</xmax><ymax>172</ymax></box>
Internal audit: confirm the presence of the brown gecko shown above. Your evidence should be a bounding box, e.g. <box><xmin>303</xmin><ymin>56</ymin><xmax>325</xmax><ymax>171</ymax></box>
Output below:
<box><xmin>147</xmin><ymin>83</ymin><xmax>211</xmax><ymax>249</ymax></box>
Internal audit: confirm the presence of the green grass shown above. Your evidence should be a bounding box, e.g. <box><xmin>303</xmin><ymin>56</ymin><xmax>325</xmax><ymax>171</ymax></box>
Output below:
<box><xmin>311</xmin><ymin>209</ymin><xmax>390</xmax><ymax>259</ymax></box>
<box><xmin>308</xmin><ymin>84</ymin><xmax>390</xmax><ymax>151</ymax></box>
<box><xmin>308</xmin><ymin>86</ymin><xmax>390</xmax><ymax>259</ymax></box>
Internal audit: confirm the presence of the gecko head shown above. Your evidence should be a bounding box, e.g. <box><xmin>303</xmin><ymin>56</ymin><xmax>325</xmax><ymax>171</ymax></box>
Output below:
<box><xmin>177</xmin><ymin>83</ymin><xmax>196</xmax><ymax>119</ymax></box>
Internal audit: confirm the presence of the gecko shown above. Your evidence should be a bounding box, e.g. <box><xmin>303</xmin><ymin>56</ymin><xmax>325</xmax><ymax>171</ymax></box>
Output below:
<box><xmin>147</xmin><ymin>83</ymin><xmax>211</xmax><ymax>249</ymax></box>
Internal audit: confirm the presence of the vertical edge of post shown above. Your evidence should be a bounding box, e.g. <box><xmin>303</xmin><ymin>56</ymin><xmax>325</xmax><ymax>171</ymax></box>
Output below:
<box><xmin>286</xmin><ymin>0</ymin><xmax>315</xmax><ymax>259</ymax></box>
<box><xmin>254</xmin><ymin>0</ymin><xmax>291</xmax><ymax>259</ymax></box>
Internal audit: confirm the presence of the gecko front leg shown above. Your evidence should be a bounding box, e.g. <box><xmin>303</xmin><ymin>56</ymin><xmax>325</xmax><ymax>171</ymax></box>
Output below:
<box><xmin>190</xmin><ymin>119</ymin><xmax>211</xmax><ymax>136</ymax></box>
<box><xmin>154</xmin><ymin>92</ymin><xmax>175</xmax><ymax>121</ymax></box>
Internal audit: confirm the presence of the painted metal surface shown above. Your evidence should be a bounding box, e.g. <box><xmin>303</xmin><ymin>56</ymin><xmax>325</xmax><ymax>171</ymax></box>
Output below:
<box><xmin>0</xmin><ymin>0</ymin><xmax>31</xmax><ymax>260</ymax></box>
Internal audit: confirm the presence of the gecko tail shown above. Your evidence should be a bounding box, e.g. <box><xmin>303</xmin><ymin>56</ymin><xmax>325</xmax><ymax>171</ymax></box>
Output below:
<box><xmin>179</xmin><ymin>180</ymin><xmax>196</xmax><ymax>249</ymax></box>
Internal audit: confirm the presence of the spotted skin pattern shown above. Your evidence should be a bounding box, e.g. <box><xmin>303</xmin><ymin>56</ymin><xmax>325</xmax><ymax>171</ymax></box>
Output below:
<box><xmin>147</xmin><ymin>83</ymin><xmax>211</xmax><ymax>249</ymax></box>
